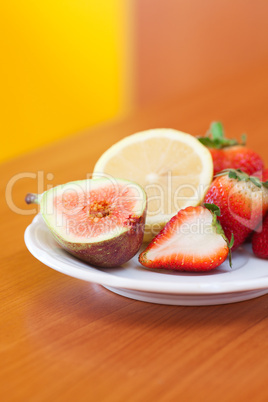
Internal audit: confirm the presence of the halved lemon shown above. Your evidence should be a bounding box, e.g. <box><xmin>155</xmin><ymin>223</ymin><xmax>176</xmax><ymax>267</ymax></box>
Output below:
<box><xmin>93</xmin><ymin>128</ymin><xmax>213</xmax><ymax>241</ymax></box>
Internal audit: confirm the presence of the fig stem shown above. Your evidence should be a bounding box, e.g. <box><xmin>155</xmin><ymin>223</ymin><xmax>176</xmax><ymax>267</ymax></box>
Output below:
<box><xmin>25</xmin><ymin>193</ymin><xmax>41</xmax><ymax>205</ymax></box>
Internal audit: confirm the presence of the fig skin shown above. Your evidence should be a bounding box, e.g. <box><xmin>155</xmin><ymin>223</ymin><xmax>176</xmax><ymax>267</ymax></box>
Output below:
<box><xmin>50</xmin><ymin>211</ymin><xmax>146</xmax><ymax>268</ymax></box>
<box><xmin>26</xmin><ymin>178</ymin><xmax>147</xmax><ymax>268</ymax></box>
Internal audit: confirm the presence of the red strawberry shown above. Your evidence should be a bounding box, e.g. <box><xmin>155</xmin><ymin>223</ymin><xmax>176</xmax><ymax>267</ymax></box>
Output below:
<box><xmin>198</xmin><ymin>122</ymin><xmax>264</xmax><ymax>175</ymax></box>
<box><xmin>252</xmin><ymin>214</ymin><xmax>268</xmax><ymax>259</ymax></box>
<box><xmin>204</xmin><ymin>169</ymin><xmax>268</xmax><ymax>250</ymax></box>
<box><xmin>139</xmin><ymin>204</ymin><xmax>232</xmax><ymax>272</ymax></box>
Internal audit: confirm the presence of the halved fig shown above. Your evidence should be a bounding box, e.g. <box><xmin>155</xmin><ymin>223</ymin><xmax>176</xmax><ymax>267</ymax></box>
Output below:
<box><xmin>26</xmin><ymin>177</ymin><xmax>147</xmax><ymax>267</ymax></box>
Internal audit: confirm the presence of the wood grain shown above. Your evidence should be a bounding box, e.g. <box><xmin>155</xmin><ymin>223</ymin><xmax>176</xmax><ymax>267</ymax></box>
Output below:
<box><xmin>1</xmin><ymin>62</ymin><xmax>268</xmax><ymax>402</ymax></box>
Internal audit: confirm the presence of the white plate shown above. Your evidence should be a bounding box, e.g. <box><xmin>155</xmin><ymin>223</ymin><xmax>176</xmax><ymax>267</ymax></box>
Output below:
<box><xmin>24</xmin><ymin>214</ymin><xmax>268</xmax><ymax>306</ymax></box>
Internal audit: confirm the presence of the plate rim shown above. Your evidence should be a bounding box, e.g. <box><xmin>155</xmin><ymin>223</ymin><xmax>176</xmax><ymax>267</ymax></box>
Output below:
<box><xmin>24</xmin><ymin>214</ymin><xmax>268</xmax><ymax>296</ymax></box>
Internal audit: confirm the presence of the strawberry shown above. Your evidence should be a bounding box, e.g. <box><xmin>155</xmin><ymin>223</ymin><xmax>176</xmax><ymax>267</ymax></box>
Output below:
<box><xmin>139</xmin><ymin>204</ymin><xmax>233</xmax><ymax>272</ymax></box>
<box><xmin>252</xmin><ymin>214</ymin><xmax>268</xmax><ymax>259</ymax></box>
<box><xmin>198</xmin><ymin>122</ymin><xmax>264</xmax><ymax>175</ymax></box>
<box><xmin>204</xmin><ymin>169</ymin><xmax>268</xmax><ymax>250</ymax></box>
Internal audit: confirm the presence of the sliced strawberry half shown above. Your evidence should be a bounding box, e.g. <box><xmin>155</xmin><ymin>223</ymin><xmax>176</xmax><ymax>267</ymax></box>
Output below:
<box><xmin>139</xmin><ymin>204</ymin><xmax>233</xmax><ymax>272</ymax></box>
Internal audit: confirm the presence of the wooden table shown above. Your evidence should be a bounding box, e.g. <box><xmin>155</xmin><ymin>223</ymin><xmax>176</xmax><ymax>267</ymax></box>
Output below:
<box><xmin>1</xmin><ymin>63</ymin><xmax>268</xmax><ymax>401</ymax></box>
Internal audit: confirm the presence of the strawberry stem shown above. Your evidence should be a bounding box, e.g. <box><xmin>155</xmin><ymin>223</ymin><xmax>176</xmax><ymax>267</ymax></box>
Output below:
<box><xmin>210</xmin><ymin>121</ymin><xmax>225</xmax><ymax>140</ymax></box>
<box><xmin>198</xmin><ymin>121</ymin><xmax>246</xmax><ymax>149</ymax></box>
<box><xmin>227</xmin><ymin>233</ymin><xmax>234</xmax><ymax>268</ymax></box>
<box><xmin>204</xmin><ymin>203</ymin><xmax>233</xmax><ymax>268</ymax></box>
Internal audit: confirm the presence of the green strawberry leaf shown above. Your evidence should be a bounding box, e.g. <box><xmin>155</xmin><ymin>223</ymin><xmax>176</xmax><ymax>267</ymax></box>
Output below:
<box><xmin>205</xmin><ymin>202</ymin><xmax>233</xmax><ymax>268</ymax></box>
<box><xmin>215</xmin><ymin>168</ymin><xmax>240</xmax><ymax>179</ymax></box>
<box><xmin>198</xmin><ymin>137</ymin><xmax>219</xmax><ymax>148</ymax></box>
<box><xmin>229</xmin><ymin>233</ymin><xmax>235</xmax><ymax>249</ymax></box>
<box><xmin>216</xmin><ymin>169</ymin><xmax>267</xmax><ymax>191</ymax></box>
<box><xmin>262</xmin><ymin>180</ymin><xmax>268</xmax><ymax>189</ymax></box>
<box><xmin>211</xmin><ymin>121</ymin><xmax>224</xmax><ymax>140</ymax></box>
<box><xmin>214</xmin><ymin>169</ymin><xmax>232</xmax><ymax>177</ymax></box>
<box><xmin>197</xmin><ymin>121</ymin><xmax>246</xmax><ymax>149</ymax></box>
<box><xmin>204</xmin><ymin>203</ymin><xmax>221</xmax><ymax>216</ymax></box>
<box><xmin>227</xmin><ymin>233</ymin><xmax>234</xmax><ymax>268</ymax></box>
<box><xmin>237</xmin><ymin>170</ymin><xmax>250</xmax><ymax>181</ymax></box>
<box><xmin>249</xmin><ymin>176</ymin><xmax>262</xmax><ymax>188</ymax></box>
<box><xmin>228</xmin><ymin>169</ymin><xmax>239</xmax><ymax>180</ymax></box>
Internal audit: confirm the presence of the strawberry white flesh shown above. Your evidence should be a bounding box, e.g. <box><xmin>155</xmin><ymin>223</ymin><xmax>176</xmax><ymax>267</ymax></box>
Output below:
<box><xmin>139</xmin><ymin>206</ymin><xmax>229</xmax><ymax>272</ymax></box>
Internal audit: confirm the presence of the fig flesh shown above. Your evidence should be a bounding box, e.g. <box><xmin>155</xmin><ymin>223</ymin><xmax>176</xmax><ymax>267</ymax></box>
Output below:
<box><xmin>26</xmin><ymin>178</ymin><xmax>147</xmax><ymax>267</ymax></box>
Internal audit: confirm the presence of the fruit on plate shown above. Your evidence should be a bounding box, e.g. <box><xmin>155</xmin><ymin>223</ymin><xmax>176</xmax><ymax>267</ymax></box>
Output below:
<box><xmin>93</xmin><ymin>128</ymin><xmax>213</xmax><ymax>242</ymax></box>
<box><xmin>139</xmin><ymin>204</ymin><xmax>232</xmax><ymax>272</ymax></box>
<box><xmin>252</xmin><ymin>214</ymin><xmax>268</xmax><ymax>259</ymax></box>
<box><xmin>25</xmin><ymin>178</ymin><xmax>147</xmax><ymax>267</ymax></box>
<box><xmin>204</xmin><ymin>169</ymin><xmax>268</xmax><ymax>250</ymax></box>
<box><xmin>198</xmin><ymin>121</ymin><xmax>264</xmax><ymax>175</ymax></box>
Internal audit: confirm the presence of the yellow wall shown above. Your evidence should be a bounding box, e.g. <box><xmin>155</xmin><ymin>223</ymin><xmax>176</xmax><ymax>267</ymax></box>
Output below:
<box><xmin>0</xmin><ymin>1</ymin><xmax>129</xmax><ymax>163</ymax></box>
